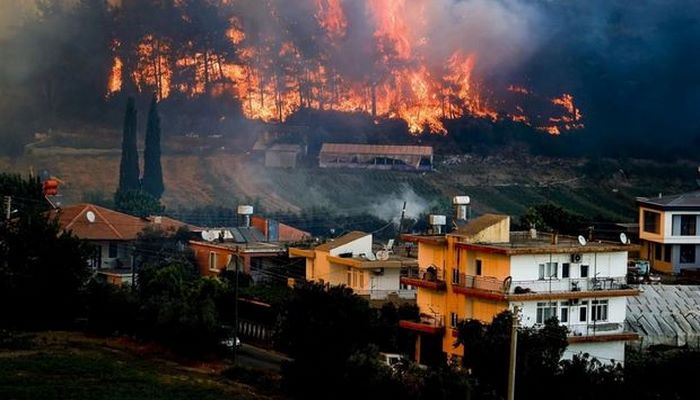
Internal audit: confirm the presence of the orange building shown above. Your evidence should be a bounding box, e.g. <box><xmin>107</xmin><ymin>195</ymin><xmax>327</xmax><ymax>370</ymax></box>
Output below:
<box><xmin>190</xmin><ymin>215</ymin><xmax>310</xmax><ymax>282</ymax></box>
<box><xmin>400</xmin><ymin>214</ymin><xmax>639</xmax><ymax>365</ymax></box>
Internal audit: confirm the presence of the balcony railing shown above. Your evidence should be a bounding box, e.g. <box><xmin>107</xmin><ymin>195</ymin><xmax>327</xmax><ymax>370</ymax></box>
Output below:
<box><xmin>354</xmin><ymin>289</ymin><xmax>416</xmax><ymax>300</ymax></box>
<box><xmin>400</xmin><ymin>266</ymin><xmax>447</xmax><ymax>291</ymax></box>
<box><xmin>453</xmin><ymin>273</ymin><xmax>635</xmax><ymax>299</ymax></box>
<box><xmin>399</xmin><ymin>312</ymin><xmax>445</xmax><ymax>334</ymax></box>
<box><xmin>566</xmin><ymin>322</ymin><xmax>623</xmax><ymax>337</ymax></box>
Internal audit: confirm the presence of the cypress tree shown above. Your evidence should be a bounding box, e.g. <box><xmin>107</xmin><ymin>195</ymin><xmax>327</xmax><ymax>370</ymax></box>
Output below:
<box><xmin>142</xmin><ymin>94</ymin><xmax>164</xmax><ymax>199</ymax></box>
<box><xmin>117</xmin><ymin>97</ymin><xmax>140</xmax><ymax>194</ymax></box>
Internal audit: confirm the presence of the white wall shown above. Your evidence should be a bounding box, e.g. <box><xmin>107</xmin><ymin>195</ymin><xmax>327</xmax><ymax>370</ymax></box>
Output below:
<box><xmin>510</xmin><ymin>251</ymin><xmax>628</xmax><ymax>282</ymax></box>
<box><xmin>565</xmin><ymin>341</ymin><xmax>626</xmax><ymax>365</ymax></box>
<box><xmin>515</xmin><ymin>297</ymin><xmax>627</xmax><ymax>328</ymax></box>
<box><xmin>369</xmin><ymin>268</ymin><xmax>402</xmax><ymax>292</ymax></box>
<box><xmin>330</xmin><ymin>234</ymin><xmax>373</xmax><ymax>257</ymax></box>
<box><xmin>663</xmin><ymin>212</ymin><xmax>700</xmax><ymax>243</ymax></box>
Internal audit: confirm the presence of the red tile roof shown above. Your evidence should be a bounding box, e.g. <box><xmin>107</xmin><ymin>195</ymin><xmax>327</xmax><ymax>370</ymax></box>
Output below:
<box><xmin>48</xmin><ymin>204</ymin><xmax>197</xmax><ymax>241</ymax></box>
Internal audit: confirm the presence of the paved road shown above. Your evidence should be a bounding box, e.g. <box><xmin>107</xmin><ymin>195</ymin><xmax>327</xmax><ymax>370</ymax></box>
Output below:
<box><xmin>233</xmin><ymin>343</ymin><xmax>291</xmax><ymax>371</ymax></box>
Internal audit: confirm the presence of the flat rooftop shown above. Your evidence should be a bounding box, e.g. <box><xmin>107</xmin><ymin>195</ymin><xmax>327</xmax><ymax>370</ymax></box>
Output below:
<box><xmin>456</xmin><ymin>232</ymin><xmax>637</xmax><ymax>255</ymax></box>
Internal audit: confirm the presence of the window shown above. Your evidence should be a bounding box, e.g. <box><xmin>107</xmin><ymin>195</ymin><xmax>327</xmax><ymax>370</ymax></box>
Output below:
<box><xmin>591</xmin><ymin>300</ymin><xmax>608</xmax><ymax>322</ymax></box>
<box><xmin>108</xmin><ymin>242</ymin><xmax>118</xmax><ymax>258</ymax></box>
<box><xmin>681</xmin><ymin>215</ymin><xmax>697</xmax><ymax>236</ymax></box>
<box><xmin>579</xmin><ymin>301</ymin><xmax>588</xmax><ymax>322</ymax></box>
<box><xmin>475</xmin><ymin>259</ymin><xmax>482</xmax><ymax>276</ymax></box>
<box><xmin>347</xmin><ymin>267</ymin><xmax>352</xmax><ymax>286</ymax></box>
<box><xmin>536</xmin><ymin>302</ymin><xmax>557</xmax><ymax>324</ymax></box>
<box><xmin>562</xmin><ymin>263</ymin><xmax>570</xmax><ymax>278</ymax></box>
<box><xmin>580</xmin><ymin>265</ymin><xmax>589</xmax><ymax>278</ymax></box>
<box><xmin>208</xmin><ymin>252</ymin><xmax>218</xmax><ymax>271</ymax></box>
<box><xmin>560</xmin><ymin>301</ymin><xmax>569</xmax><ymax>323</ymax></box>
<box><xmin>450</xmin><ymin>312</ymin><xmax>459</xmax><ymax>328</ymax></box>
<box><xmin>539</xmin><ymin>262</ymin><xmax>558</xmax><ymax>280</ymax></box>
<box><xmin>655</xmin><ymin>244</ymin><xmax>663</xmax><ymax>260</ymax></box>
<box><xmin>680</xmin><ymin>245</ymin><xmax>696</xmax><ymax>264</ymax></box>
<box><xmin>643</xmin><ymin>210</ymin><xmax>660</xmax><ymax>233</ymax></box>
<box><xmin>664</xmin><ymin>244</ymin><xmax>672</xmax><ymax>263</ymax></box>
<box><xmin>452</xmin><ymin>267</ymin><xmax>460</xmax><ymax>284</ymax></box>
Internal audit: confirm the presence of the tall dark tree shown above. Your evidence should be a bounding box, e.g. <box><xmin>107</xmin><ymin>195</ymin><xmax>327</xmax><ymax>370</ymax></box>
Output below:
<box><xmin>143</xmin><ymin>94</ymin><xmax>164</xmax><ymax>199</ymax></box>
<box><xmin>117</xmin><ymin>97</ymin><xmax>140</xmax><ymax>194</ymax></box>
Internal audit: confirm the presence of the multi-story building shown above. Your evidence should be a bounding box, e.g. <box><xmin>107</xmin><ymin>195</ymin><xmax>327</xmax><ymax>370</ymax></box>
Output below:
<box><xmin>290</xmin><ymin>231</ymin><xmax>417</xmax><ymax>302</ymax></box>
<box><xmin>400</xmin><ymin>214</ymin><xmax>639</xmax><ymax>365</ymax></box>
<box><xmin>637</xmin><ymin>190</ymin><xmax>700</xmax><ymax>273</ymax></box>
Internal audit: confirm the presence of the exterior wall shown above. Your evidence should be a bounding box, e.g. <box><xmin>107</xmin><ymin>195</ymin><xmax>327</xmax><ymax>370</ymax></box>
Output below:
<box><xmin>96</xmin><ymin>240</ymin><xmax>133</xmax><ymax>270</ymax></box>
<box><xmin>672</xmin><ymin>244</ymin><xmax>700</xmax><ymax>271</ymax></box>
<box><xmin>565</xmin><ymin>341</ymin><xmax>626</xmax><ymax>364</ymax></box>
<box><xmin>417</xmin><ymin>242</ymin><xmax>446</xmax><ymax>271</ymax></box>
<box><xmin>191</xmin><ymin>244</ymin><xmax>233</xmax><ymax>276</ymax></box>
<box><xmin>329</xmin><ymin>235</ymin><xmax>373</xmax><ymax>257</ymax></box>
<box><xmin>515</xmin><ymin>297</ymin><xmax>627</xmax><ymax>329</ymax></box>
<box><xmin>265</xmin><ymin>150</ymin><xmax>299</xmax><ymax>168</ymax></box>
<box><xmin>509</xmin><ymin>251</ymin><xmax>627</xmax><ymax>282</ymax></box>
<box><xmin>639</xmin><ymin>207</ymin><xmax>666</xmax><ymax>242</ymax></box>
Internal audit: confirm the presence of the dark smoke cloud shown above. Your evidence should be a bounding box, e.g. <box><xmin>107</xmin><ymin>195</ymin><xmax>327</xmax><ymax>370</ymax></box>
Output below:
<box><xmin>0</xmin><ymin>0</ymin><xmax>698</xmax><ymax>158</ymax></box>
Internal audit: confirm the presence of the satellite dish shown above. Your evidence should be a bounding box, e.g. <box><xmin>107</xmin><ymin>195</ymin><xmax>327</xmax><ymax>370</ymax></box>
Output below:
<box><xmin>578</xmin><ymin>235</ymin><xmax>587</xmax><ymax>246</ymax></box>
<box><xmin>86</xmin><ymin>211</ymin><xmax>96</xmax><ymax>223</ymax></box>
<box><xmin>376</xmin><ymin>250</ymin><xmax>390</xmax><ymax>261</ymax></box>
<box><xmin>201</xmin><ymin>231</ymin><xmax>210</xmax><ymax>241</ymax></box>
<box><xmin>620</xmin><ymin>233</ymin><xmax>628</xmax><ymax>245</ymax></box>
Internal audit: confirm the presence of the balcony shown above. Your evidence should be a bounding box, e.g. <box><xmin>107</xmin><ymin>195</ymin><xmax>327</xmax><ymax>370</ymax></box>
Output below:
<box><xmin>354</xmin><ymin>289</ymin><xmax>416</xmax><ymax>300</ymax></box>
<box><xmin>399</xmin><ymin>313</ymin><xmax>445</xmax><ymax>335</ymax></box>
<box><xmin>453</xmin><ymin>274</ymin><xmax>639</xmax><ymax>301</ymax></box>
<box><xmin>400</xmin><ymin>267</ymin><xmax>446</xmax><ymax>291</ymax></box>
<box><xmin>565</xmin><ymin>322</ymin><xmax>639</xmax><ymax>343</ymax></box>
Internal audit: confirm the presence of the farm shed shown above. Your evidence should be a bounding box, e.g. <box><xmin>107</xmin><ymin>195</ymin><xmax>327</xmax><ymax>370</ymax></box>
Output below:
<box><xmin>265</xmin><ymin>144</ymin><xmax>304</xmax><ymax>168</ymax></box>
<box><xmin>319</xmin><ymin>143</ymin><xmax>433</xmax><ymax>171</ymax></box>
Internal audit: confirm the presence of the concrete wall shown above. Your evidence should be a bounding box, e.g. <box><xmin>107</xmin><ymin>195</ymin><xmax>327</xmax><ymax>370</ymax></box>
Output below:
<box><xmin>509</xmin><ymin>251</ymin><xmax>628</xmax><ymax>282</ymax></box>
<box><xmin>565</xmin><ymin>341</ymin><xmax>626</xmax><ymax>365</ymax></box>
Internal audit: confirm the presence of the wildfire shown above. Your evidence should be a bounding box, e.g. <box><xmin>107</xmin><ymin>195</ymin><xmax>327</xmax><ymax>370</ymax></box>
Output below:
<box><xmin>104</xmin><ymin>0</ymin><xmax>584</xmax><ymax>136</ymax></box>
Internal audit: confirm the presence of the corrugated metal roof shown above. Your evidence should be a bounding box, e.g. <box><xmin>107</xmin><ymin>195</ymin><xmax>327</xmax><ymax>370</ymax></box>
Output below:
<box><xmin>626</xmin><ymin>285</ymin><xmax>700</xmax><ymax>349</ymax></box>
<box><xmin>320</xmin><ymin>143</ymin><xmax>433</xmax><ymax>156</ymax></box>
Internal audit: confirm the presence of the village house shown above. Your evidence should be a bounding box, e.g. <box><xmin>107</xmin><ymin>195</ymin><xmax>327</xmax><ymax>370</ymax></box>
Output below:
<box><xmin>49</xmin><ymin>203</ymin><xmax>197</xmax><ymax>285</ymax></box>
<box><xmin>400</xmin><ymin>211</ymin><xmax>640</xmax><ymax>366</ymax></box>
<box><xmin>289</xmin><ymin>231</ymin><xmax>417</xmax><ymax>302</ymax></box>
<box><xmin>319</xmin><ymin>143</ymin><xmax>433</xmax><ymax>171</ymax></box>
<box><xmin>637</xmin><ymin>190</ymin><xmax>700</xmax><ymax>274</ymax></box>
<box><xmin>189</xmin><ymin>207</ymin><xmax>310</xmax><ymax>283</ymax></box>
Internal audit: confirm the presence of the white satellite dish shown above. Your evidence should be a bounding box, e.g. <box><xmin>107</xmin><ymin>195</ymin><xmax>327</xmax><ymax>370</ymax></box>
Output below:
<box><xmin>620</xmin><ymin>233</ymin><xmax>628</xmax><ymax>245</ymax></box>
<box><xmin>207</xmin><ymin>231</ymin><xmax>219</xmax><ymax>242</ymax></box>
<box><xmin>578</xmin><ymin>235</ymin><xmax>587</xmax><ymax>246</ymax></box>
<box><xmin>201</xmin><ymin>231</ymin><xmax>210</xmax><ymax>241</ymax></box>
<box><xmin>86</xmin><ymin>211</ymin><xmax>96</xmax><ymax>223</ymax></box>
<box><xmin>376</xmin><ymin>250</ymin><xmax>390</xmax><ymax>261</ymax></box>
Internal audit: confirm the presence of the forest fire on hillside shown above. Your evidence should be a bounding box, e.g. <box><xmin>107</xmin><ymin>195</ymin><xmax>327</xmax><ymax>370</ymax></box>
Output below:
<box><xmin>106</xmin><ymin>0</ymin><xmax>583</xmax><ymax>135</ymax></box>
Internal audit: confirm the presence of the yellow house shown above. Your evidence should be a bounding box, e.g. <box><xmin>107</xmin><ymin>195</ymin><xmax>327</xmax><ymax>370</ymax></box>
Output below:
<box><xmin>290</xmin><ymin>231</ymin><xmax>417</xmax><ymax>301</ymax></box>
<box><xmin>637</xmin><ymin>191</ymin><xmax>700</xmax><ymax>274</ymax></box>
<box><xmin>401</xmin><ymin>214</ymin><xmax>639</xmax><ymax>365</ymax></box>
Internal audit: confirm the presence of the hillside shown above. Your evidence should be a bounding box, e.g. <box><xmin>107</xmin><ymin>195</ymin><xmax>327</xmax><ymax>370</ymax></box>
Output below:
<box><xmin>2</xmin><ymin>142</ymin><xmax>696</xmax><ymax>223</ymax></box>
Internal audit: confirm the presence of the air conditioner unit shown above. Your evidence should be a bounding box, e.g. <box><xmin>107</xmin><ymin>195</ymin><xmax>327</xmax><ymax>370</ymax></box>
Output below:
<box><xmin>571</xmin><ymin>253</ymin><xmax>583</xmax><ymax>263</ymax></box>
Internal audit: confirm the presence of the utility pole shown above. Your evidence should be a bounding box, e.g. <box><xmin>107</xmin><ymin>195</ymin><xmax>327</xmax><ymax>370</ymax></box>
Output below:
<box><xmin>232</xmin><ymin>246</ymin><xmax>240</xmax><ymax>363</ymax></box>
<box><xmin>396</xmin><ymin>201</ymin><xmax>407</xmax><ymax>243</ymax></box>
<box><xmin>507</xmin><ymin>306</ymin><xmax>519</xmax><ymax>400</ymax></box>
<box><xmin>3</xmin><ymin>196</ymin><xmax>11</xmax><ymax>221</ymax></box>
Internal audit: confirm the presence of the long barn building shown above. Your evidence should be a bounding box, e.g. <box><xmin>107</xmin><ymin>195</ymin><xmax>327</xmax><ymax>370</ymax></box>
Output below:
<box><xmin>319</xmin><ymin>143</ymin><xmax>433</xmax><ymax>171</ymax></box>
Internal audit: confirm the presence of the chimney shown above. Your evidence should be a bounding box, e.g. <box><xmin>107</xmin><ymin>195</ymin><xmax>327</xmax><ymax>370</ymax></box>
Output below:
<box><xmin>429</xmin><ymin>214</ymin><xmax>446</xmax><ymax>234</ymax></box>
<box><xmin>237</xmin><ymin>205</ymin><xmax>254</xmax><ymax>227</ymax></box>
<box><xmin>453</xmin><ymin>196</ymin><xmax>471</xmax><ymax>222</ymax></box>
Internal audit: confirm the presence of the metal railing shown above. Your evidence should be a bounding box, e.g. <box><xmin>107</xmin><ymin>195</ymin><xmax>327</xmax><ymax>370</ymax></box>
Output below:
<box><xmin>354</xmin><ymin>289</ymin><xmax>416</xmax><ymax>300</ymax></box>
<box><xmin>566</xmin><ymin>322</ymin><xmax>623</xmax><ymax>337</ymax></box>
<box><xmin>403</xmin><ymin>266</ymin><xmax>445</xmax><ymax>282</ymax></box>
<box><xmin>454</xmin><ymin>274</ymin><xmax>631</xmax><ymax>295</ymax></box>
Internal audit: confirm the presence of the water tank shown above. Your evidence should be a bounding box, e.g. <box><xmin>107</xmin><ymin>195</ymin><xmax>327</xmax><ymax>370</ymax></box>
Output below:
<box><xmin>453</xmin><ymin>196</ymin><xmax>470</xmax><ymax>221</ymax></box>
<box><xmin>237</xmin><ymin>205</ymin><xmax>254</xmax><ymax>227</ymax></box>
<box><xmin>429</xmin><ymin>214</ymin><xmax>446</xmax><ymax>234</ymax></box>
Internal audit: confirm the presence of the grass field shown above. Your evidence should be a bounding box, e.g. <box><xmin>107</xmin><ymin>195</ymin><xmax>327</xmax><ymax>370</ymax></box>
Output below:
<box><xmin>0</xmin><ymin>332</ymin><xmax>272</xmax><ymax>400</ymax></box>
